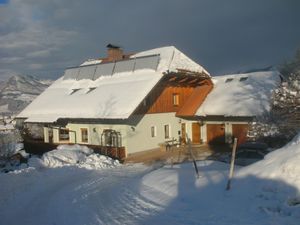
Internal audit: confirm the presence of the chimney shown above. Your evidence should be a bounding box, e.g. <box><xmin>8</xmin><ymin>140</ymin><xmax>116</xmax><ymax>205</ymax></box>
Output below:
<box><xmin>106</xmin><ymin>44</ymin><xmax>123</xmax><ymax>61</ymax></box>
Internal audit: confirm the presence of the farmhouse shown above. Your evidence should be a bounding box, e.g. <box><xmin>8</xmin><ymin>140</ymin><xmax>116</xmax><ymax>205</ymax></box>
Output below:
<box><xmin>16</xmin><ymin>45</ymin><xmax>280</xmax><ymax>159</ymax></box>
<box><xmin>16</xmin><ymin>45</ymin><xmax>213</xmax><ymax>158</ymax></box>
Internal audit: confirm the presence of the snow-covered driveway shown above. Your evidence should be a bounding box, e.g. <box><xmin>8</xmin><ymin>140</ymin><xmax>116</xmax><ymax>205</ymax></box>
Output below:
<box><xmin>1</xmin><ymin>139</ymin><xmax>300</xmax><ymax>225</ymax></box>
<box><xmin>0</xmin><ymin>163</ymin><xmax>165</xmax><ymax>225</ymax></box>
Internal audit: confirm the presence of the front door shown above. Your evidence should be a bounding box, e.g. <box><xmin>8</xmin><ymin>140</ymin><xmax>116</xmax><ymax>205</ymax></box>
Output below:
<box><xmin>192</xmin><ymin>122</ymin><xmax>201</xmax><ymax>144</ymax></box>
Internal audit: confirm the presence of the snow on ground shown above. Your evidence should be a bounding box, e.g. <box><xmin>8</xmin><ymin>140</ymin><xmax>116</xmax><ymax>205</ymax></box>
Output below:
<box><xmin>0</xmin><ymin>137</ymin><xmax>299</xmax><ymax>225</ymax></box>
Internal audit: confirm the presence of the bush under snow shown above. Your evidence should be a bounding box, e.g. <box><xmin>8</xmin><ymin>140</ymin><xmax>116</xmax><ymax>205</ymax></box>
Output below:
<box><xmin>39</xmin><ymin>145</ymin><xmax>120</xmax><ymax>169</ymax></box>
<box><xmin>5</xmin><ymin>144</ymin><xmax>120</xmax><ymax>172</ymax></box>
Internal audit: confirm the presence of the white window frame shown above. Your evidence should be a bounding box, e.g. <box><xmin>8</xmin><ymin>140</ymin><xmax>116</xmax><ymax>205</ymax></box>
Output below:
<box><xmin>150</xmin><ymin>126</ymin><xmax>156</xmax><ymax>138</ymax></box>
<box><xmin>81</xmin><ymin>128</ymin><xmax>88</xmax><ymax>143</ymax></box>
<box><xmin>59</xmin><ymin>128</ymin><xmax>70</xmax><ymax>142</ymax></box>
<box><xmin>173</xmin><ymin>93</ymin><xmax>180</xmax><ymax>106</ymax></box>
<box><xmin>164</xmin><ymin>124</ymin><xmax>170</xmax><ymax>139</ymax></box>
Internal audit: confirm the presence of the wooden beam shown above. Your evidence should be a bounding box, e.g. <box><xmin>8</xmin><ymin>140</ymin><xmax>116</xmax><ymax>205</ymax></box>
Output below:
<box><xmin>187</xmin><ymin>78</ymin><xmax>199</xmax><ymax>84</ymax></box>
<box><xmin>178</xmin><ymin>77</ymin><xmax>189</xmax><ymax>83</ymax></box>
<box><xmin>167</xmin><ymin>76</ymin><xmax>177</xmax><ymax>82</ymax></box>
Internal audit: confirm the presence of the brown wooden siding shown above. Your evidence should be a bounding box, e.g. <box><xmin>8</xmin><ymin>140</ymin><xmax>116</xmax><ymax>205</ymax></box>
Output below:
<box><xmin>135</xmin><ymin>84</ymin><xmax>195</xmax><ymax>114</ymax></box>
<box><xmin>176</xmin><ymin>83</ymin><xmax>213</xmax><ymax>117</ymax></box>
<box><xmin>232</xmin><ymin>124</ymin><xmax>249</xmax><ymax>146</ymax></box>
<box><xmin>206</xmin><ymin>124</ymin><xmax>225</xmax><ymax>144</ymax></box>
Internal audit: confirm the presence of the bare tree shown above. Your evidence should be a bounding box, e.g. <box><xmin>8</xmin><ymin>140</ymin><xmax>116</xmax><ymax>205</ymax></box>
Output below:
<box><xmin>249</xmin><ymin>49</ymin><xmax>300</xmax><ymax>145</ymax></box>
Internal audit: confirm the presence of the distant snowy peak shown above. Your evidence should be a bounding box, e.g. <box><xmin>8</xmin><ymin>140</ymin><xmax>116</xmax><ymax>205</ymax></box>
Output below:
<box><xmin>2</xmin><ymin>75</ymin><xmax>49</xmax><ymax>95</ymax></box>
<box><xmin>0</xmin><ymin>75</ymin><xmax>53</xmax><ymax>115</ymax></box>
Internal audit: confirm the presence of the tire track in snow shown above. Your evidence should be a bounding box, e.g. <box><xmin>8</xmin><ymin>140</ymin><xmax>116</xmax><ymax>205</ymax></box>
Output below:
<box><xmin>0</xmin><ymin>164</ymin><xmax>166</xmax><ymax>225</ymax></box>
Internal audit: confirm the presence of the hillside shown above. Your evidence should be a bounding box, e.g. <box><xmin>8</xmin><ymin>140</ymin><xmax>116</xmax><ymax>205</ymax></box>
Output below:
<box><xmin>0</xmin><ymin>75</ymin><xmax>52</xmax><ymax>116</ymax></box>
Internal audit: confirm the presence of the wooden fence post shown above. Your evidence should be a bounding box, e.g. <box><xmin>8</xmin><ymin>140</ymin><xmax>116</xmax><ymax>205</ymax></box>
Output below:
<box><xmin>226</xmin><ymin>138</ymin><xmax>238</xmax><ymax>190</ymax></box>
<box><xmin>187</xmin><ymin>134</ymin><xmax>200</xmax><ymax>178</ymax></box>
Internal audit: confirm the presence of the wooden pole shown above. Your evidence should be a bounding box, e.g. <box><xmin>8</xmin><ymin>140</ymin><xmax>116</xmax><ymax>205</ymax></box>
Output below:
<box><xmin>187</xmin><ymin>135</ymin><xmax>200</xmax><ymax>178</ymax></box>
<box><xmin>226</xmin><ymin>138</ymin><xmax>238</xmax><ymax>190</ymax></box>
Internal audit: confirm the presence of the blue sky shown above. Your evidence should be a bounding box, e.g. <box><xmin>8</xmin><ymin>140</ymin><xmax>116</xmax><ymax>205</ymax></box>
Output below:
<box><xmin>0</xmin><ymin>0</ymin><xmax>299</xmax><ymax>80</ymax></box>
<box><xmin>0</xmin><ymin>0</ymin><xmax>8</xmax><ymax>4</ymax></box>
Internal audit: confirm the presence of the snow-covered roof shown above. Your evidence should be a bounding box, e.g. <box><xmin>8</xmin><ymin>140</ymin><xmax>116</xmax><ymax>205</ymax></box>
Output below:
<box><xmin>80</xmin><ymin>59</ymin><xmax>102</xmax><ymax>66</ymax></box>
<box><xmin>18</xmin><ymin>46</ymin><xmax>209</xmax><ymax>122</ymax></box>
<box><xmin>195</xmin><ymin>71</ymin><xmax>280</xmax><ymax>117</ymax></box>
<box><xmin>132</xmin><ymin>46</ymin><xmax>209</xmax><ymax>75</ymax></box>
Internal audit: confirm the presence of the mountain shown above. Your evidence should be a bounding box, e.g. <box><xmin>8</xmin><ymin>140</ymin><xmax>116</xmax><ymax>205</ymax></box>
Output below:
<box><xmin>0</xmin><ymin>75</ymin><xmax>53</xmax><ymax>116</ymax></box>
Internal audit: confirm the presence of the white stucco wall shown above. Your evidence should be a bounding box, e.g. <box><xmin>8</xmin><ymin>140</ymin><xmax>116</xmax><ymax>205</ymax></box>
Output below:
<box><xmin>42</xmin><ymin>113</ymin><xmax>199</xmax><ymax>155</ymax></box>
<box><xmin>126</xmin><ymin>113</ymin><xmax>187</xmax><ymax>154</ymax></box>
<box><xmin>66</xmin><ymin>123</ymin><xmax>128</xmax><ymax>147</ymax></box>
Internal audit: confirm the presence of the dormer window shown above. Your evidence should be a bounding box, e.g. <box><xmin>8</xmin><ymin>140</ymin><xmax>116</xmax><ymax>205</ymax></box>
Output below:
<box><xmin>70</xmin><ymin>88</ymin><xmax>81</xmax><ymax>95</ymax></box>
<box><xmin>225</xmin><ymin>78</ymin><xmax>234</xmax><ymax>83</ymax></box>
<box><xmin>86</xmin><ymin>87</ymin><xmax>97</xmax><ymax>94</ymax></box>
<box><xmin>239</xmin><ymin>77</ymin><xmax>248</xmax><ymax>82</ymax></box>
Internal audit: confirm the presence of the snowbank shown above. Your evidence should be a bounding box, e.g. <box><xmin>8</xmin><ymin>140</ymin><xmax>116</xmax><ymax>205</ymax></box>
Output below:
<box><xmin>238</xmin><ymin>133</ymin><xmax>300</xmax><ymax>191</ymax></box>
<box><xmin>39</xmin><ymin>145</ymin><xmax>120</xmax><ymax>169</ymax></box>
<box><xmin>0</xmin><ymin>144</ymin><xmax>118</xmax><ymax>172</ymax></box>
<box><xmin>41</xmin><ymin>145</ymin><xmax>93</xmax><ymax>167</ymax></box>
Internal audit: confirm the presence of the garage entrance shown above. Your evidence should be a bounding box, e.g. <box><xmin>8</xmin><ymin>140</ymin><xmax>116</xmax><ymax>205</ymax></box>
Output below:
<box><xmin>232</xmin><ymin>124</ymin><xmax>249</xmax><ymax>146</ymax></box>
<box><xmin>206</xmin><ymin>124</ymin><xmax>225</xmax><ymax>144</ymax></box>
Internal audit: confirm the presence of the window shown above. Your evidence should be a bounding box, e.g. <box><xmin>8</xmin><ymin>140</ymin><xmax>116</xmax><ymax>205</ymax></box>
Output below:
<box><xmin>173</xmin><ymin>93</ymin><xmax>180</xmax><ymax>106</ymax></box>
<box><xmin>69</xmin><ymin>88</ymin><xmax>81</xmax><ymax>95</ymax></box>
<box><xmin>101</xmin><ymin>129</ymin><xmax>122</xmax><ymax>147</ymax></box>
<box><xmin>86</xmin><ymin>87</ymin><xmax>97</xmax><ymax>94</ymax></box>
<box><xmin>164</xmin><ymin>124</ymin><xmax>170</xmax><ymax>139</ymax></box>
<box><xmin>59</xmin><ymin>128</ymin><xmax>69</xmax><ymax>141</ymax></box>
<box><xmin>225</xmin><ymin>78</ymin><xmax>234</xmax><ymax>83</ymax></box>
<box><xmin>81</xmin><ymin>128</ymin><xmax>88</xmax><ymax>143</ymax></box>
<box><xmin>150</xmin><ymin>126</ymin><xmax>156</xmax><ymax>137</ymax></box>
<box><xmin>239</xmin><ymin>77</ymin><xmax>248</xmax><ymax>82</ymax></box>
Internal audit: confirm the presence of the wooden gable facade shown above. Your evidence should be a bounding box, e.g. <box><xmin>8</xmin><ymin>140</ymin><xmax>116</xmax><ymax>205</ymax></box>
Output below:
<box><xmin>134</xmin><ymin>70</ymin><xmax>212</xmax><ymax>116</ymax></box>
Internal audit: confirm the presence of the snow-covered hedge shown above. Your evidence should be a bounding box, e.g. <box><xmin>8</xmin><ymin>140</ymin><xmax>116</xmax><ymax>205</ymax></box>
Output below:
<box><xmin>2</xmin><ymin>144</ymin><xmax>120</xmax><ymax>173</ymax></box>
<box><xmin>30</xmin><ymin>144</ymin><xmax>120</xmax><ymax>170</ymax></box>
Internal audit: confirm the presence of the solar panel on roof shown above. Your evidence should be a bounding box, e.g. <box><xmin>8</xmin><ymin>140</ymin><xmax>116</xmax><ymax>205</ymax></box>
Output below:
<box><xmin>63</xmin><ymin>54</ymin><xmax>160</xmax><ymax>81</ymax></box>
<box><xmin>134</xmin><ymin>55</ymin><xmax>159</xmax><ymax>71</ymax></box>
<box><xmin>63</xmin><ymin>68</ymin><xmax>80</xmax><ymax>80</ymax></box>
<box><xmin>93</xmin><ymin>63</ymin><xmax>115</xmax><ymax>80</ymax></box>
<box><xmin>77</xmin><ymin>65</ymin><xmax>97</xmax><ymax>80</ymax></box>
<box><xmin>114</xmin><ymin>59</ymin><xmax>135</xmax><ymax>73</ymax></box>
